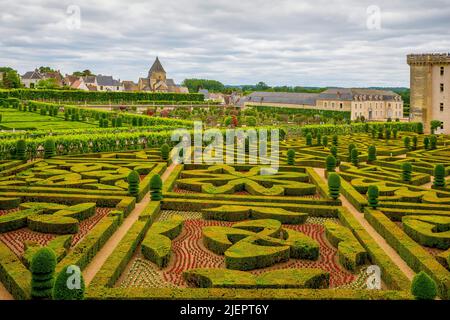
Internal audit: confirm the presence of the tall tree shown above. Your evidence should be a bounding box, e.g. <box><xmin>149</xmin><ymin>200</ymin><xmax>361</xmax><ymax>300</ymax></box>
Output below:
<box><xmin>0</xmin><ymin>67</ymin><xmax>22</xmax><ymax>88</ymax></box>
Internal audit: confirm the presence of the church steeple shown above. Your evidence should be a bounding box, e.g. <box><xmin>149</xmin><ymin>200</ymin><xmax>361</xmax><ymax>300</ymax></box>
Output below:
<box><xmin>148</xmin><ymin>56</ymin><xmax>166</xmax><ymax>78</ymax></box>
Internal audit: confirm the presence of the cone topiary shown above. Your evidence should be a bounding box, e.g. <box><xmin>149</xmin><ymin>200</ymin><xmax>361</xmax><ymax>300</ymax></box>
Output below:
<box><xmin>433</xmin><ymin>164</ymin><xmax>446</xmax><ymax>188</ymax></box>
<box><xmin>411</xmin><ymin>271</ymin><xmax>437</xmax><ymax>300</ymax></box>
<box><xmin>286</xmin><ymin>149</ymin><xmax>295</xmax><ymax>165</ymax></box>
<box><xmin>326</xmin><ymin>155</ymin><xmax>336</xmax><ymax>172</ymax></box>
<box><xmin>160</xmin><ymin>143</ymin><xmax>170</xmax><ymax>161</ymax></box>
<box><xmin>332</xmin><ymin>134</ymin><xmax>338</xmax><ymax>146</ymax></box>
<box><xmin>322</xmin><ymin>136</ymin><xmax>328</xmax><ymax>147</ymax></box>
<box><xmin>52</xmin><ymin>265</ymin><xmax>85</xmax><ymax>300</ymax></box>
<box><xmin>404</xmin><ymin>136</ymin><xmax>411</xmax><ymax>150</ymax></box>
<box><xmin>31</xmin><ymin>248</ymin><xmax>56</xmax><ymax>299</ymax></box>
<box><xmin>351</xmin><ymin>147</ymin><xmax>359</xmax><ymax>166</ymax></box>
<box><xmin>150</xmin><ymin>174</ymin><xmax>163</xmax><ymax>201</ymax></box>
<box><xmin>330</xmin><ymin>145</ymin><xmax>338</xmax><ymax>159</ymax></box>
<box><xmin>430</xmin><ymin>135</ymin><xmax>437</xmax><ymax>150</ymax></box>
<box><xmin>417</xmin><ymin>122</ymin><xmax>424</xmax><ymax>134</ymax></box>
<box><xmin>127</xmin><ymin>170</ymin><xmax>140</xmax><ymax>197</ymax></box>
<box><xmin>367</xmin><ymin>145</ymin><xmax>376</xmax><ymax>163</ymax></box>
<box><xmin>367</xmin><ymin>185</ymin><xmax>379</xmax><ymax>209</ymax></box>
<box><xmin>423</xmin><ymin>136</ymin><xmax>430</xmax><ymax>150</ymax></box>
<box><xmin>328</xmin><ymin>173</ymin><xmax>341</xmax><ymax>200</ymax></box>
<box><xmin>306</xmin><ymin>133</ymin><xmax>312</xmax><ymax>146</ymax></box>
<box><xmin>44</xmin><ymin>139</ymin><xmax>56</xmax><ymax>159</ymax></box>
<box><xmin>402</xmin><ymin>162</ymin><xmax>412</xmax><ymax>183</ymax></box>
<box><xmin>316</xmin><ymin>133</ymin><xmax>322</xmax><ymax>146</ymax></box>
<box><xmin>16</xmin><ymin>139</ymin><xmax>27</xmax><ymax>160</ymax></box>
<box><xmin>412</xmin><ymin>136</ymin><xmax>418</xmax><ymax>150</ymax></box>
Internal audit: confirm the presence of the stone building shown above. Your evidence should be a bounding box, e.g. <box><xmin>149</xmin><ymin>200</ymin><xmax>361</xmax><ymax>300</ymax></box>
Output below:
<box><xmin>244</xmin><ymin>88</ymin><xmax>403</xmax><ymax>121</ymax></box>
<box><xmin>138</xmin><ymin>57</ymin><xmax>187</xmax><ymax>93</ymax></box>
<box><xmin>407</xmin><ymin>53</ymin><xmax>450</xmax><ymax>133</ymax></box>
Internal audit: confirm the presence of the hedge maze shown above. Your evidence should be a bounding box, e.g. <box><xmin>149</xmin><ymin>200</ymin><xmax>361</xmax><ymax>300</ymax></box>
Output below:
<box><xmin>1</xmin><ymin>122</ymin><xmax>449</xmax><ymax>300</ymax></box>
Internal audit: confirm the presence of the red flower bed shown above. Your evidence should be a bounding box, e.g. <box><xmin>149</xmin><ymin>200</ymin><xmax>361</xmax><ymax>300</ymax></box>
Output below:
<box><xmin>162</xmin><ymin>219</ymin><xmax>356</xmax><ymax>288</ymax></box>
<box><xmin>0</xmin><ymin>207</ymin><xmax>111</xmax><ymax>257</ymax></box>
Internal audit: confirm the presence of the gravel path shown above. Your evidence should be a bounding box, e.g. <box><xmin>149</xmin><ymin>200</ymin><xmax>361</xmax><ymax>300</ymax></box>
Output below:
<box><xmin>83</xmin><ymin>163</ymin><xmax>178</xmax><ymax>285</ymax></box>
<box><xmin>313</xmin><ymin>167</ymin><xmax>415</xmax><ymax>281</ymax></box>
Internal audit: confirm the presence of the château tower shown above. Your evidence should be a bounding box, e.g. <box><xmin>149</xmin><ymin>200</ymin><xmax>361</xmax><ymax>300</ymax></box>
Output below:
<box><xmin>407</xmin><ymin>53</ymin><xmax>450</xmax><ymax>134</ymax></box>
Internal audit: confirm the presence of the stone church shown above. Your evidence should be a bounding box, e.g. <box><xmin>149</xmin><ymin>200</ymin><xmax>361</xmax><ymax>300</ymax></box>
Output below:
<box><xmin>138</xmin><ymin>57</ymin><xmax>186</xmax><ymax>93</ymax></box>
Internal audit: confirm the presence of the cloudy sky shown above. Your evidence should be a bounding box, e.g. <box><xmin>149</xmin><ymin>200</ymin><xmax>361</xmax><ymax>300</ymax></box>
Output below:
<box><xmin>1</xmin><ymin>0</ymin><xmax>449</xmax><ymax>87</ymax></box>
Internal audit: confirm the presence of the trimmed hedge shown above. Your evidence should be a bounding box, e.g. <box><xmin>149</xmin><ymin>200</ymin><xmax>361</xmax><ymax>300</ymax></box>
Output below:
<box><xmin>0</xmin><ymin>89</ymin><xmax>204</xmax><ymax>103</ymax></box>
<box><xmin>183</xmin><ymin>268</ymin><xmax>329</xmax><ymax>289</ymax></box>
<box><xmin>0</xmin><ymin>241</ymin><xmax>32</xmax><ymax>300</ymax></box>
<box><xmin>365</xmin><ymin>209</ymin><xmax>450</xmax><ymax>299</ymax></box>
<box><xmin>324</xmin><ymin>221</ymin><xmax>367</xmax><ymax>271</ymax></box>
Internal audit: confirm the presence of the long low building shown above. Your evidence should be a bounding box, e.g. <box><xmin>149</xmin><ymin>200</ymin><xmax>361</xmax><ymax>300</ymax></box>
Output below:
<box><xmin>243</xmin><ymin>88</ymin><xmax>404</xmax><ymax>121</ymax></box>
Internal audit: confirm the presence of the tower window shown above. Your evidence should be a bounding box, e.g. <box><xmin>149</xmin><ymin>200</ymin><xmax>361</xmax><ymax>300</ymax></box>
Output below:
<box><xmin>440</xmin><ymin>103</ymin><xmax>444</xmax><ymax>112</ymax></box>
<box><xmin>340</xmin><ymin>103</ymin><xmax>343</xmax><ymax>109</ymax></box>
<box><xmin>441</xmin><ymin>67</ymin><xmax>445</xmax><ymax>76</ymax></box>
<box><xmin>441</xmin><ymin>83</ymin><xmax>444</xmax><ymax>92</ymax></box>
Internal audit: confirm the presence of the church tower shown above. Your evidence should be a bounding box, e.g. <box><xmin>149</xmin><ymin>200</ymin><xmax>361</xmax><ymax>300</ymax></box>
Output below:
<box><xmin>148</xmin><ymin>57</ymin><xmax>167</xmax><ymax>81</ymax></box>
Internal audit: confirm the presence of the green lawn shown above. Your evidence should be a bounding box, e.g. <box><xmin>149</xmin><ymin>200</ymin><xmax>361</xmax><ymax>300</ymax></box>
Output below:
<box><xmin>0</xmin><ymin>108</ymin><xmax>97</xmax><ymax>130</ymax></box>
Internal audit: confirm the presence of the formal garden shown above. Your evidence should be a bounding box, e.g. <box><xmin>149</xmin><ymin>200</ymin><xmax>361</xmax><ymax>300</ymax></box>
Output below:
<box><xmin>0</xmin><ymin>91</ymin><xmax>447</xmax><ymax>301</ymax></box>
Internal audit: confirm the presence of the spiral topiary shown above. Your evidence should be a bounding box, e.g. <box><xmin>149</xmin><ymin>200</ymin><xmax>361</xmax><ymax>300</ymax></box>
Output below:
<box><xmin>16</xmin><ymin>139</ymin><xmax>27</xmax><ymax>160</ymax></box>
<box><xmin>286</xmin><ymin>149</ymin><xmax>295</xmax><ymax>165</ymax></box>
<box><xmin>328</xmin><ymin>173</ymin><xmax>341</xmax><ymax>200</ymax></box>
<box><xmin>160</xmin><ymin>143</ymin><xmax>170</xmax><ymax>161</ymax></box>
<box><xmin>402</xmin><ymin>162</ymin><xmax>412</xmax><ymax>183</ymax></box>
<box><xmin>367</xmin><ymin>185</ymin><xmax>379</xmax><ymax>209</ymax></box>
<box><xmin>348</xmin><ymin>144</ymin><xmax>356</xmax><ymax>161</ymax></box>
<box><xmin>326</xmin><ymin>155</ymin><xmax>336</xmax><ymax>172</ymax></box>
<box><xmin>44</xmin><ymin>139</ymin><xmax>56</xmax><ymax>159</ymax></box>
<box><xmin>411</xmin><ymin>271</ymin><xmax>437</xmax><ymax>300</ymax></box>
<box><xmin>433</xmin><ymin>164</ymin><xmax>446</xmax><ymax>188</ymax></box>
<box><xmin>367</xmin><ymin>145</ymin><xmax>376</xmax><ymax>163</ymax></box>
<box><xmin>31</xmin><ymin>247</ymin><xmax>56</xmax><ymax>299</ymax></box>
<box><xmin>52</xmin><ymin>265</ymin><xmax>85</xmax><ymax>300</ymax></box>
<box><xmin>351</xmin><ymin>147</ymin><xmax>359</xmax><ymax>166</ymax></box>
<box><xmin>150</xmin><ymin>174</ymin><xmax>163</xmax><ymax>201</ymax></box>
<box><xmin>127</xmin><ymin>170</ymin><xmax>140</xmax><ymax>197</ymax></box>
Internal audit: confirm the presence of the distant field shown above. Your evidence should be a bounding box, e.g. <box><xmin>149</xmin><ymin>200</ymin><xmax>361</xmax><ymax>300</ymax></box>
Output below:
<box><xmin>0</xmin><ymin>107</ymin><xmax>97</xmax><ymax>130</ymax></box>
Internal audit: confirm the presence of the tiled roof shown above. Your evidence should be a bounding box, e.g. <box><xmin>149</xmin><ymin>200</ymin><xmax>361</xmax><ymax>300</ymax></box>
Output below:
<box><xmin>245</xmin><ymin>92</ymin><xmax>318</xmax><ymax>106</ymax></box>
<box><xmin>318</xmin><ymin>88</ymin><xmax>401</xmax><ymax>101</ymax></box>
<box><xmin>22</xmin><ymin>71</ymin><xmax>43</xmax><ymax>80</ymax></box>
<box><xmin>96</xmin><ymin>75</ymin><xmax>121</xmax><ymax>87</ymax></box>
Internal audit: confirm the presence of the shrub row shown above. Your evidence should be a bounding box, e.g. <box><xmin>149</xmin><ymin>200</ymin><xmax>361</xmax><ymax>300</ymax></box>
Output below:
<box><xmin>0</xmin><ymin>89</ymin><xmax>204</xmax><ymax>103</ymax></box>
<box><xmin>364</xmin><ymin>209</ymin><xmax>450</xmax><ymax>299</ymax></box>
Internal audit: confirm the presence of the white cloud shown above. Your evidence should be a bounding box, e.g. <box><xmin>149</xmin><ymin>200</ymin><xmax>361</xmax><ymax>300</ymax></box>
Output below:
<box><xmin>0</xmin><ymin>0</ymin><xmax>448</xmax><ymax>87</ymax></box>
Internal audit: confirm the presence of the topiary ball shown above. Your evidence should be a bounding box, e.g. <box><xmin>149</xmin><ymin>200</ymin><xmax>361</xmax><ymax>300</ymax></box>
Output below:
<box><xmin>53</xmin><ymin>265</ymin><xmax>85</xmax><ymax>300</ymax></box>
<box><xmin>411</xmin><ymin>271</ymin><xmax>437</xmax><ymax>300</ymax></box>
